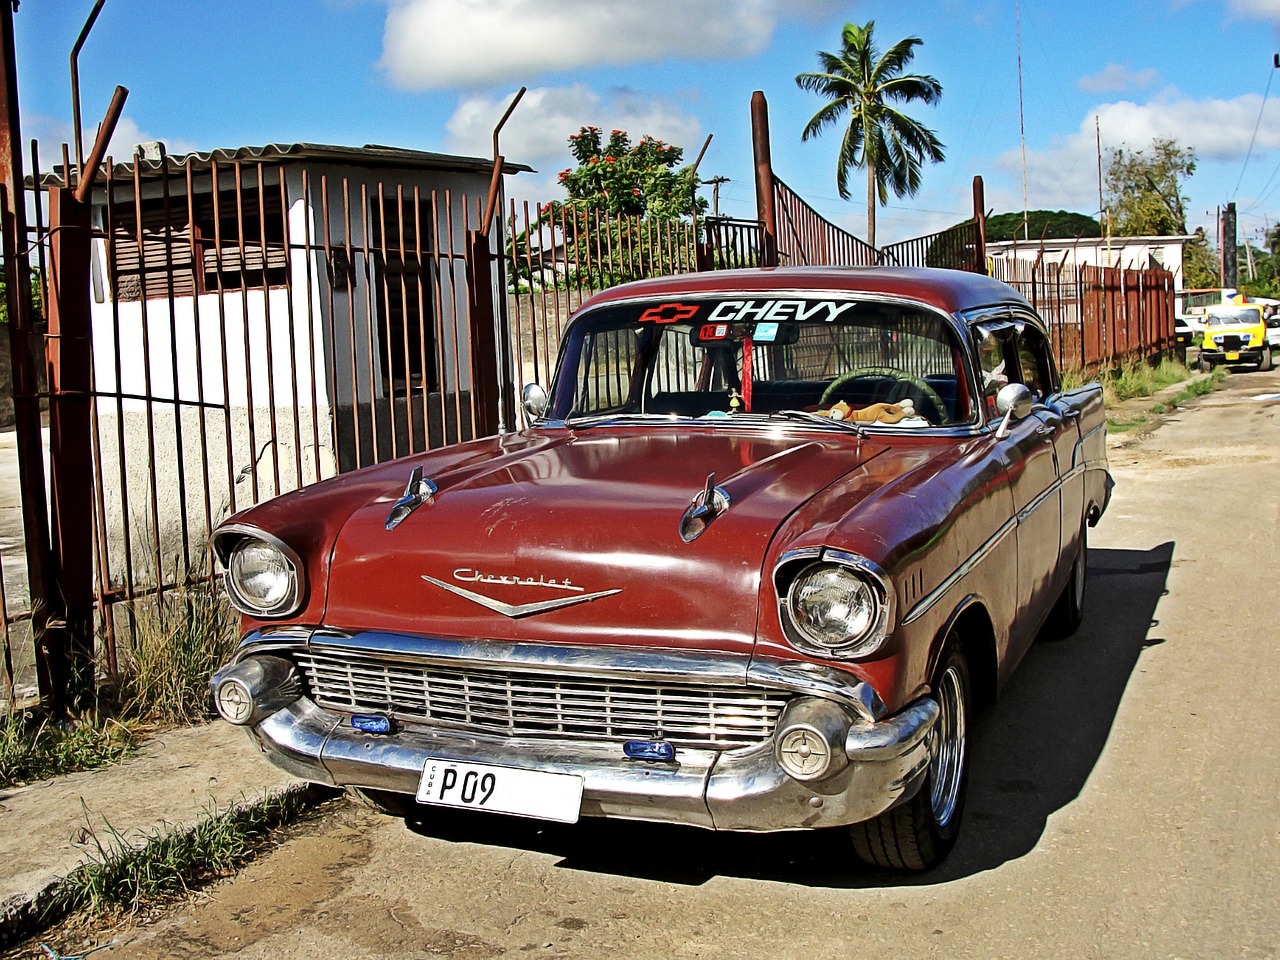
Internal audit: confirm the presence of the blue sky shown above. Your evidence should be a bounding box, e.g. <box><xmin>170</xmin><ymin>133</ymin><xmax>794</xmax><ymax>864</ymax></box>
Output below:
<box><xmin>14</xmin><ymin>0</ymin><xmax>1280</xmax><ymax>246</ymax></box>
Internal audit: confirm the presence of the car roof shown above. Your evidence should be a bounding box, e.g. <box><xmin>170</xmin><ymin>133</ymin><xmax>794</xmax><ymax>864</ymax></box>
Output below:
<box><xmin>578</xmin><ymin>266</ymin><xmax>1034</xmax><ymax>316</ymax></box>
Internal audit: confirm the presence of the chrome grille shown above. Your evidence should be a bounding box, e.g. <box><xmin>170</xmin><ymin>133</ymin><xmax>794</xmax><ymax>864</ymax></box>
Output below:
<box><xmin>294</xmin><ymin>649</ymin><xmax>788</xmax><ymax>749</ymax></box>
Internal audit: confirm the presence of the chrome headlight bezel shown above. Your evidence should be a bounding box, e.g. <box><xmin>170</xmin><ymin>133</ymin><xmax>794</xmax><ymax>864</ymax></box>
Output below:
<box><xmin>215</xmin><ymin>526</ymin><xmax>304</xmax><ymax>618</ymax></box>
<box><xmin>774</xmin><ymin>549</ymin><xmax>895</xmax><ymax>659</ymax></box>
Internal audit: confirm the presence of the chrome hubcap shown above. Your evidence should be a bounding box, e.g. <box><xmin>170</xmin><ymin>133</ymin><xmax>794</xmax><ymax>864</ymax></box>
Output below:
<box><xmin>929</xmin><ymin>664</ymin><xmax>966</xmax><ymax>828</ymax></box>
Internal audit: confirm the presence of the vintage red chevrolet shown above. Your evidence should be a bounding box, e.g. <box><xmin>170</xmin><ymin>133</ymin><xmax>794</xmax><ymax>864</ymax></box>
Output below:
<box><xmin>210</xmin><ymin>266</ymin><xmax>1111</xmax><ymax>871</ymax></box>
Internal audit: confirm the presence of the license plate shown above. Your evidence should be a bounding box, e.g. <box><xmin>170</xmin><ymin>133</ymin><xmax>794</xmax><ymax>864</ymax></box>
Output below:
<box><xmin>416</xmin><ymin>759</ymin><xmax>583</xmax><ymax>823</ymax></box>
<box><xmin>1226</xmin><ymin>352</ymin><xmax>1240</xmax><ymax>360</ymax></box>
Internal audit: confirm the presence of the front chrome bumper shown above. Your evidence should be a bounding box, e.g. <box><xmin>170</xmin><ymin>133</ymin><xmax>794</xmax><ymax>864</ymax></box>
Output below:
<box><xmin>224</xmin><ymin>630</ymin><xmax>939</xmax><ymax>832</ymax></box>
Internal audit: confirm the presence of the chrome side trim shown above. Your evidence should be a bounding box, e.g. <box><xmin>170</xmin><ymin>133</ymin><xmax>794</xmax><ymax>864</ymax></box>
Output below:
<box><xmin>901</xmin><ymin>431</ymin><xmax>1110</xmax><ymax>627</ymax></box>
<box><xmin>901</xmin><ymin>515</ymin><xmax>1018</xmax><ymax>626</ymax></box>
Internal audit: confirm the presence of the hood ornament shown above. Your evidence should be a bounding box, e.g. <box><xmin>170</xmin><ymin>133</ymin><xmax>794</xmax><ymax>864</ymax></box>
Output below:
<box><xmin>422</xmin><ymin>574</ymin><xmax>620</xmax><ymax>619</ymax></box>
<box><xmin>385</xmin><ymin>465</ymin><xmax>438</xmax><ymax>530</ymax></box>
<box><xmin>679</xmin><ymin>472</ymin><xmax>731</xmax><ymax>542</ymax></box>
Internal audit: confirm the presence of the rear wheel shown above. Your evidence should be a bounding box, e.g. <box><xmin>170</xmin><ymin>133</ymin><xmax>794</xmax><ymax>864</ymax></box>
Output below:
<box><xmin>850</xmin><ymin>646</ymin><xmax>970</xmax><ymax>871</ymax></box>
<box><xmin>1044</xmin><ymin>524</ymin><xmax>1087</xmax><ymax>639</ymax></box>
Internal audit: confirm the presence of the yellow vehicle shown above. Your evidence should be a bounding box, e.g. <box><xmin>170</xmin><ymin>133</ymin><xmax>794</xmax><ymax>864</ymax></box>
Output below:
<box><xmin>1198</xmin><ymin>304</ymin><xmax>1272</xmax><ymax>372</ymax></box>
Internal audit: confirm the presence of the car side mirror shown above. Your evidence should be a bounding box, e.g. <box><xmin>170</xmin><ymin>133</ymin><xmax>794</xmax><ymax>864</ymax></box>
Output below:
<box><xmin>522</xmin><ymin>383</ymin><xmax>548</xmax><ymax>422</ymax></box>
<box><xmin>994</xmin><ymin>382</ymin><xmax>1033</xmax><ymax>439</ymax></box>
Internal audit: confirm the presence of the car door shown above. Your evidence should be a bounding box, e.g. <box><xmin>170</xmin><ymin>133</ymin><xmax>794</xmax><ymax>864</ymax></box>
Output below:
<box><xmin>975</xmin><ymin>320</ymin><xmax>1062</xmax><ymax>650</ymax></box>
<box><xmin>1011</xmin><ymin>318</ymin><xmax>1079</xmax><ymax>594</ymax></box>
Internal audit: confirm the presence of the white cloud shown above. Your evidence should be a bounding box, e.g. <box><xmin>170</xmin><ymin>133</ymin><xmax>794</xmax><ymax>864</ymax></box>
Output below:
<box><xmin>1077</xmin><ymin>64</ymin><xmax>1160</xmax><ymax>94</ymax></box>
<box><xmin>25</xmin><ymin>113</ymin><xmax>198</xmax><ymax>175</ymax></box>
<box><xmin>1229</xmin><ymin>0</ymin><xmax>1280</xmax><ymax>23</ymax></box>
<box><xmin>988</xmin><ymin>93</ymin><xmax>1280</xmax><ymax>213</ymax></box>
<box><xmin>447</xmin><ymin>82</ymin><xmax>702</xmax><ymax>170</ymax></box>
<box><xmin>380</xmin><ymin>0</ymin><xmax>839</xmax><ymax>89</ymax></box>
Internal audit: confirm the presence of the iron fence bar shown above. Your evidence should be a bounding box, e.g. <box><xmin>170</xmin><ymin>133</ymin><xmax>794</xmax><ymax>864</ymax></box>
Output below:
<box><xmin>299</xmin><ymin>170</ymin><xmax>325</xmax><ymax>483</ymax></box>
<box><xmin>102</xmin><ymin>161</ymin><xmax>138</xmax><ymax>608</ymax></box>
<box><xmin>230</xmin><ymin>162</ymin><xmax>261</xmax><ymax>505</ymax></box>
<box><xmin>131</xmin><ymin>152</ymin><xmax>167</xmax><ymax>600</ymax></box>
<box><xmin>276</xmin><ymin>171</ymin><xmax>304</xmax><ymax>491</ymax></box>
<box><xmin>337</xmin><ymin>176</ymin><xmax>362</xmax><ymax>468</ymax></box>
<box><xmin>428</xmin><ymin>188</ymin><xmax>450</xmax><ymax>445</ymax></box>
<box><xmin>254</xmin><ymin>162</ymin><xmax>282</xmax><ymax>498</ymax></box>
<box><xmin>184</xmin><ymin>163</ymin><xmax>214</xmax><ymax>555</ymax></box>
<box><xmin>358</xmin><ymin>181</ymin><xmax>380</xmax><ymax>462</ymax></box>
<box><xmin>158</xmin><ymin>154</ymin><xmax>192</xmax><ymax>574</ymax></box>
<box><xmin>373</xmin><ymin>181</ymin><xmax>398</xmax><ymax>460</ymax></box>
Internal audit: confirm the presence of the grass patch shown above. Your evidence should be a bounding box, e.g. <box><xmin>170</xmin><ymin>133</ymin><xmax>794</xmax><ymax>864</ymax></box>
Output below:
<box><xmin>49</xmin><ymin>786</ymin><xmax>325</xmax><ymax>919</ymax></box>
<box><xmin>1102</xmin><ymin>358</ymin><xmax>1192</xmax><ymax>405</ymax></box>
<box><xmin>117</xmin><ymin>585</ymin><xmax>238</xmax><ymax>726</ymax></box>
<box><xmin>0</xmin><ymin>713</ymin><xmax>134</xmax><ymax>789</ymax></box>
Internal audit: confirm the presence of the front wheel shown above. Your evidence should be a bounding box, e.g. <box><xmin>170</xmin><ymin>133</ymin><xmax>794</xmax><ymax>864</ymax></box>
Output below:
<box><xmin>1198</xmin><ymin>356</ymin><xmax>1214</xmax><ymax>374</ymax></box>
<box><xmin>1259</xmin><ymin>345</ymin><xmax>1273</xmax><ymax>372</ymax></box>
<box><xmin>850</xmin><ymin>646</ymin><xmax>970</xmax><ymax>871</ymax></box>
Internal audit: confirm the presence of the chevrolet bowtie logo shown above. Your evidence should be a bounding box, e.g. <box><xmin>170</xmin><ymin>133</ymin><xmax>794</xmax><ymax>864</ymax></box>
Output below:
<box><xmin>422</xmin><ymin>576</ymin><xmax>621</xmax><ymax>619</ymax></box>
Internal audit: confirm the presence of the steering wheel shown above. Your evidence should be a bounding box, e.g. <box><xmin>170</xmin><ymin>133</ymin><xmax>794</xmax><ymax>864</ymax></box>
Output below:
<box><xmin>819</xmin><ymin>366</ymin><xmax>948</xmax><ymax>424</ymax></box>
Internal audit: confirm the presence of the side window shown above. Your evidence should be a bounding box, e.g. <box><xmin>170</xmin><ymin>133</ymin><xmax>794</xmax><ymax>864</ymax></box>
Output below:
<box><xmin>975</xmin><ymin>329</ymin><xmax>1012</xmax><ymax>421</ymax></box>
<box><xmin>1012</xmin><ymin>324</ymin><xmax>1056</xmax><ymax>400</ymax></box>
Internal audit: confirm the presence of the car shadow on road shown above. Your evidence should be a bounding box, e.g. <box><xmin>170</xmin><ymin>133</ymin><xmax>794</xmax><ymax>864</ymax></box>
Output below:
<box><xmin>404</xmin><ymin>541</ymin><xmax>1173</xmax><ymax>888</ymax></box>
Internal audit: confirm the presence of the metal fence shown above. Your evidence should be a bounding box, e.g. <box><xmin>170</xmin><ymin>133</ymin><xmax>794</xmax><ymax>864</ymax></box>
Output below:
<box><xmin>879</xmin><ymin>220</ymin><xmax>983</xmax><ymax>272</ymax></box>
<box><xmin>504</xmin><ymin>203</ymin><xmax>763</xmax><ymax>419</ymax></box>
<box><xmin>772</xmin><ymin>176</ymin><xmax>879</xmax><ymax>267</ymax></box>
<box><xmin>1</xmin><ymin>145</ymin><xmax>505</xmax><ymax>706</ymax></box>
<box><xmin>990</xmin><ymin>256</ymin><xmax>1175</xmax><ymax>372</ymax></box>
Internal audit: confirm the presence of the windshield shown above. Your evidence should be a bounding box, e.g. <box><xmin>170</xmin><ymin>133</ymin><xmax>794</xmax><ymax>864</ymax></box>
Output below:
<box><xmin>546</xmin><ymin>296</ymin><xmax>973</xmax><ymax>427</ymax></box>
<box><xmin>1206</xmin><ymin>308</ymin><xmax>1261</xmax><ymax>326</ymax></box>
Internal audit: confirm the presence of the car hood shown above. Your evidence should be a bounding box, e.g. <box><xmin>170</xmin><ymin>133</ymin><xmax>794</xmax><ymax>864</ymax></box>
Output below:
<box><xmin>320</xmin><ymin>426</ymin><xmax>897</xmax><ymax>656</ymax></box>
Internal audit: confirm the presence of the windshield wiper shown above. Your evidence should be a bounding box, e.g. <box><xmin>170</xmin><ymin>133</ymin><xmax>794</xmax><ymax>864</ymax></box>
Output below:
<box><xmin>565</xmin><ymin>412</ymin><xmax>682</xmax><ymax>429</ymax></box>
<box><xmin>766</xmin><ymin>409</ymin><xmax>866</xmax><ymax>437</ymax></box>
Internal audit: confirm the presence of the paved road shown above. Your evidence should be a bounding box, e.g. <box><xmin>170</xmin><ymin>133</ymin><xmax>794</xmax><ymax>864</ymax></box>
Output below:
<box><xmin>107</xmin><ymin>370</ymin><xmax>1280</xmax><ymax>960</ymax></box>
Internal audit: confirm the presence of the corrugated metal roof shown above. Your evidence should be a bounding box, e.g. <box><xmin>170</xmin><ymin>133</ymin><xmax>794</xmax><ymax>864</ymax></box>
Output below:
<box><xmin>39</xmin><ymin>141</ymin><xmax>533</xmax><ymax>187</ymax></box>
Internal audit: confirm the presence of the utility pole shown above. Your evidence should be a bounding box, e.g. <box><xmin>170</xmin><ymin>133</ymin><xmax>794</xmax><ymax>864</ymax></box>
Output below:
<box><xmin>705</xmin><ymin>176</ymin><xmax>729</xmax><ymax>217</ymax></box>
<box><xmin>1223</xmin><ymin>201</ymin><xmax>1238</xmax><ymax>290</ymax></box>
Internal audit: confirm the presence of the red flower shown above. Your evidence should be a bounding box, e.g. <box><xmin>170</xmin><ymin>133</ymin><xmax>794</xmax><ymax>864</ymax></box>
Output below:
<box><xmin>632</xmin><ymin>187</ymin><xmax>640</xmax><ymax>195</ymax></box>
<box><xmin>606</xmin><ymin>156</ymin><xmax>615</xmax><ymax>163</ymax></box>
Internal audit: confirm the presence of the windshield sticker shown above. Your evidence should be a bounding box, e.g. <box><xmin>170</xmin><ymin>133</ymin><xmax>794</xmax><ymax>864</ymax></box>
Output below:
<box><xmin>699</xmin><ymin>322</ymin><xmax>729</xmax><ymax>340</ymax></box>
<box><xmin>754</xmin><ymin>321</ymin><xmax>779</xmax><ymax>342</ymax></box>
<box><xmin>706</xmin><ymin>299</ymin><xmax>856</xmax><ymax>323</ymax></box>
<box><xmin>638</xmin><ymin>302</ymin><xmax>700</xmax><ymax>324</ymax></box>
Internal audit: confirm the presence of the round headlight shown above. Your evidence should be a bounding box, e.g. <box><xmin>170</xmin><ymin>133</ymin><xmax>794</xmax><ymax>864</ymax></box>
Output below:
<box><xmin>785</xmin><ymin>562</ymin><xmax>883</xmax><ymax>654</ymax></box>
<box><xmin>226</xmin><ymin>538</ymin><xmax>298</xmax><ymax>616</ymax></box>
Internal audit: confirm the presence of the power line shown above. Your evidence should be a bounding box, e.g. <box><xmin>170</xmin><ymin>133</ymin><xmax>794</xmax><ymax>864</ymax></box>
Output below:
<box><xmin>1232</xmin><ymin>53</ymin><xmax>1278</xmax><ymax>200</ymax></box>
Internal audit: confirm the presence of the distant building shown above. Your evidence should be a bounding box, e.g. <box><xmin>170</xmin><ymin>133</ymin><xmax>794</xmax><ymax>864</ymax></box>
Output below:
<box><xmin>986</xmin><ymin>235</ymin><xmax>1194</xmax><ymax>290</ymax></box>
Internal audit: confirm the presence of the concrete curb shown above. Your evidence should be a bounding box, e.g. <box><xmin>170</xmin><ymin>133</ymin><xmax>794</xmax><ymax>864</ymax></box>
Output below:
<box><xmin>0</xmin><ymin>781</ymin><xmax>337</xmax><ymax>951</ymax></box>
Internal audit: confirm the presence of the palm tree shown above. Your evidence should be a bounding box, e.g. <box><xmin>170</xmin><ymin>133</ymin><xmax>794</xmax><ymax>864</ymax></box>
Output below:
<box><xmin>796</xmin><ymin>21</ymin><xmax>945</xmax><ymax>249</ymax></box>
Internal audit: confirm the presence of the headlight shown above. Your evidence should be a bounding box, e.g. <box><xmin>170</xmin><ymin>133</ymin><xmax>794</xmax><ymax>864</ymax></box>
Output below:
<box><xmin>224</xmin><ymin>535</ymin><xmax>301</xmax><ymax>617</ymax></box>
<box><xmin>780</xmin><ymin>554</ymin><xmax>893</xmax><ymax>657</ymax></box>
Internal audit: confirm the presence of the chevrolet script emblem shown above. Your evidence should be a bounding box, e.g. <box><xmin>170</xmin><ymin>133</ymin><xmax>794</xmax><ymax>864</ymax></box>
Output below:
<box><xmin>422</xmin><ymin>569</ymin><xmax>620</xmax><ymax>619</ymax></box>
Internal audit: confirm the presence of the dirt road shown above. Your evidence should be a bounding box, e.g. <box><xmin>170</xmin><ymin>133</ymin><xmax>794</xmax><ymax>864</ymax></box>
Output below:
<box><xmin>104</xmin><ymin>369</ymin><xmax>1280</xmax><ymax>960</ymax></box>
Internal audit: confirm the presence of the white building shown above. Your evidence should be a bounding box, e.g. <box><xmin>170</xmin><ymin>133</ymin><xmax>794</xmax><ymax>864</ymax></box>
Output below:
<box><xmin>986</xmin><ymin>235</ymin><xmax>1193</xmax><ymax>290</ymax></box>
<box><xmin>71</xmin><ymin>142</ymin><xmax>529</xmax><ymax>585</ymax></box>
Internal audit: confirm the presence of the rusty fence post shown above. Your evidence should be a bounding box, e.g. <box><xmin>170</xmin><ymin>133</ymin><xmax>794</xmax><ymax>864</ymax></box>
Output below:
<box><xmin>0</xmin><ymin>2</ymin><xmax>71</xmax><ymax>710</ymax></box>
<box><xmin>972</xmin><ymin>176</ymin><xmax>987</xmax><ymax>274</ymax></box>
<box><xmin>466</xmin><ymin>229</ymin><xmax>502</xmax><ymax>436</ymax></box>
<box><xmin>45</xmin><ymin>187</ymin><xmax>96</xmax><ymax>704</ymax></box>
<box><xmin>750</xmin><ymin>91</ymin><xmax>778</xmax><ymax>269</ymax></box>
